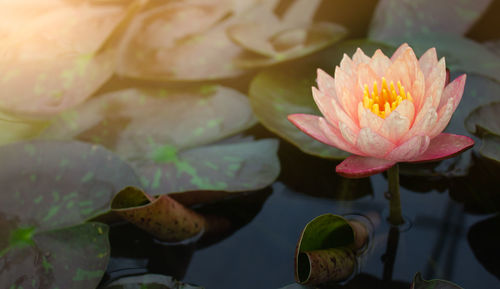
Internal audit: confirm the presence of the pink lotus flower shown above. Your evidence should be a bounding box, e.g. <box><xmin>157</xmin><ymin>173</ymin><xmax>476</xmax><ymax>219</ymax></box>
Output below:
<box><xmin>288</xmin><ymin>43</ymin><xmax>474</xmax><ymax>178</ymax></box>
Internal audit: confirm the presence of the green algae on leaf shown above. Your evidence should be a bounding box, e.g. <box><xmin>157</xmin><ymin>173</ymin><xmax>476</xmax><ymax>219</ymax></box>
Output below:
<box><xmin>0</xmin><ymin>222</ymin><xmax>109</xmax><ymax>289</ymax></box>
<box><xmin>42</xmin><ymin>86</ymin><xmax>280</xmax><ymax>195</ymax></box>
<box><xmin>0</xmin><ymin>140</ymin><xmax>141</xmax><ymax>288</ymax></box>
<box><xmin>103</xmin><ymin>273</ymin><xmax>204</xmax><ymax>289</ymax></box>
<box><xmin>295</xmin><ymin>214</ymin><xmax>369</xmax><ymax>285</ymax></box>
<box><xmin>136</xmin><ymin>138</ymin><xmax>280</xmax><ymax>195</ymax></box>
<box><xmin>249</xmin><ymin>39</ymin><xmax>393</xmax><ymax>159</ymax></box>
<box><xmin>111</xmin><ymin>187</ymin><xmax>205</xmax><ymax>242</ymax></box>
<box><xmin>411</xmin><ymin>272</ymin><xmax>464</xmax><ymax>289</ymax></box>
<box><xmin>369</xmin><ymin>0</ymin><xmax>492</xmax><ymax>41</ymax></box>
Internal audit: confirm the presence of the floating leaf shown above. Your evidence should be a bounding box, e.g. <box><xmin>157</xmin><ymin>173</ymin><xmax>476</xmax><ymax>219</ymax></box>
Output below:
<box><xmin>465</xmin><ymin>102</ymin><xmax>500</xmax><ymax>136</ymax></box>
<box><xmin>115</xmin><ymin>0</ymin><xmax>251</xmax><ymax>81</ymax></box>
<box><xmin>227</xmin><ymin>0</ymin><xmax>347</xmax><ymax>67</ymax></box>
<box><xmin>0</xmin><ymin>222</ymin><xmax>109</xmax><ymax>289</ymax></box>
<box><xmin>0</xmin><ymin>0</ymin><xmax>140</xmax><ymax>116</ymax></box>
<box><xmin>111</xmin><ymin>187</ymin><xmax>205</xmax><ymax>242</ymax></box>
<box><xmin>0</xmin><ymin>112</ymin><xmax>48</xmax><ymax>146</ymax></box>
<box><xmin>43</xmin><ymin>86</ymin><xmax>280</xmax><ymax>195</ymax></box>
<box><xmin>295</xmin><ymin>214</ymin><xmax>369</xmax><ymax>285</ymax></box>
<box><xmin>103</xmin><ymin>274</ymin><xmax>203</xmax><ymax>289</ymax></box>
<box><xmin>465</xmin><ymin>102</ymin><xmax>500</xmax><ymax>162</ymax></box>
<box><xmin>249</xmin><ymin>39</ymin><xmax>393</xmax><ymax>159</ymax></box>
<box><xmin>411</xmin><ymin>272</ymin><xmax>464</xmax><ymax>289</ymax></box>
<box><xmin>233</xmin><ymin>22</ymin><xmax>348</xmax><ymax>68</ymax></box>
<box><xmin>42</xmin><ymin>86</ymin><xmax>256</xmax><ymax>152</ymax></box>
<box><xmin>369</xmin><ymin>0</ymin><xmax>492</xmax><ymax>41</ymax></box>
<box><xmin>0</xmin><ymin>140</ymin><xmax>141</xmax><ymax>288</ymax></box>
<box><xmin>477</xmin><ymin>134</ymin><xmax>500</xmax><ymax>163</ymax></box>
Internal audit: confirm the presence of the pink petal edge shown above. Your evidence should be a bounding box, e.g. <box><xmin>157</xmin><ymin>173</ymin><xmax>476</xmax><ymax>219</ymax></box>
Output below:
<box><xmin>407</xmin><ymin>133</ymin><xmax>474</xmax><ymax>163</ymax></box>
<box><xmin>336</xmin><ymin>155</ymin><xmax>396</xmax><ymax>178</ymax></box>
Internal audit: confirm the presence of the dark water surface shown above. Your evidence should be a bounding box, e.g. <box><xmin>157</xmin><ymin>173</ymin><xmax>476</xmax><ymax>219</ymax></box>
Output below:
<box><xmin>104</xmin><ymin>136</ymin><xmax>500</xmax><ymax>289</ymax></box>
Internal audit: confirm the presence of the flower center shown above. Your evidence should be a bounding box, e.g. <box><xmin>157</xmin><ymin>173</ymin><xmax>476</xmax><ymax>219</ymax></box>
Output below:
<box><xmin>362</xmin><ymin>77</ymin><xmax>413</xmax><ymax>119</ymax></box>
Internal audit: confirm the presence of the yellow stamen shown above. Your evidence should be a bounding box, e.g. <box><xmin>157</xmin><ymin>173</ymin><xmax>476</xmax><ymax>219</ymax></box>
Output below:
<box><xmin>361</xmin><ymin>78</ymin><xmax>413</xmax><ymax>119</ymax></box>
<box><xmin>373</xmin><ymin>103</ymin><xmax>379</xmax><ymax>116</ymax></box>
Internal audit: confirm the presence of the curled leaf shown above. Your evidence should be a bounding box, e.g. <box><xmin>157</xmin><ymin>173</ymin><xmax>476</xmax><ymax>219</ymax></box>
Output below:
<box><xmin>294</xmin><ymin>214</ymin><xmax>369</xmax><ymax>285</ymax></box>
<box><xmin>111</xmin><ymin>187</ymin><xmax>205</xmax><ymax>242</ymax></box>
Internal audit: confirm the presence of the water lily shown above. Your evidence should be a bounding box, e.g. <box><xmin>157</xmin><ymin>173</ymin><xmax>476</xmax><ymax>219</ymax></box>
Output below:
<box><xmin>288</xmin><ymin>43</ymin><xmax>474</xmax><ymax>178</ymax></box>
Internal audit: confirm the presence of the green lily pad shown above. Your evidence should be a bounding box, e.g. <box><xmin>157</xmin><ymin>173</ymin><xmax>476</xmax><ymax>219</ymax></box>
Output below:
<box><xmin>248</xmin><ymin>39</ymin><xmax>393</xmax><ymax>159</ymax></box>
<box><xmin>464</xmin><ymin>102</ymin><xmax>500</xmax><ymax>162</ymax></box>
<box><xmin>115</xmin><ymin>1</ymin><xmax>250</xmax><ymax>81</ymax></box>
<box><xmin>135</xmin><ymin>137</ymin><xmax>280</xmax><ymax>194</ymax></box>
<box><xmin>0</xmin><ymin>140</ymin><xmax>141</xmax><ymax>288</ymax></box>
<box><xmin>111</xmin><ymin>187</ymin><xmax>205</xmax><ymax>242</ymax></box>
<box><xmin>42</xmin><ymin>86</ymin><xmax>280</xmax><ymax>195</ymax></box>
<box><xmin>1</xmin><ymin>222</ymin><xmax>109</xmax><ymax>289</ymax></box>
<box><xmin>369</xmin><ymin>0</ymin><xmax>492</xmax><ymax>41</ymax></box>
<box><xmin>295</xmin><ymin>214</ymin><xmax>368</xmax><ymax>285</ymax></box>
<box><xmin>465</xmin><ymin>102</ymin><xmax>500</xmax><ymax>136</ymax></box>
<box><xmin>103</xmin><ymin>274</ymin><xmax>203</xmax><ymax>289</ymax></box>
<box><xmin>411</xmin><ymin>272</ymin><xmax>464</xmax><ymax>289</ymax></box>
<box><xmin>0</xmin><ymin>0</ymin><xmax>139</xmax><ymax>116</ymax></box>
<box><xmin>477</xmin><ymin>134</ymin><xmax>500</xmax><ymax>163</ymax></box>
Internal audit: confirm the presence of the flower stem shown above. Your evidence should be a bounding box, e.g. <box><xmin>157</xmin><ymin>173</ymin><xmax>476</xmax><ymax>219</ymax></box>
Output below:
<box><xmin>387</xmin><ymin>164</ymin><xmax>404</xmax><ymax>225</ymax></box>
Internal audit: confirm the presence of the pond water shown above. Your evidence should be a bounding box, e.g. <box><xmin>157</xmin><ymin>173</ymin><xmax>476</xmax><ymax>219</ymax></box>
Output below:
<box><xmin>103</xmin><ymin>135</ymin><xmax>500</xmax><ymax>289</ymax></box>
<box><xmin>1</xmin><ymin>1</ymin><xmax>500</xmax><ymax>289</ymax></box>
